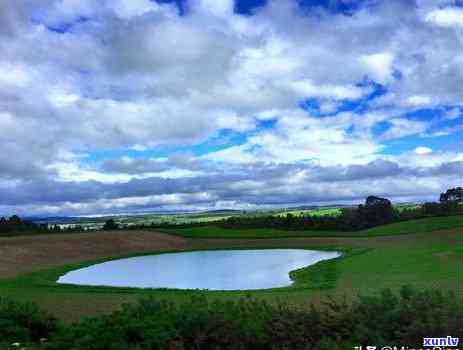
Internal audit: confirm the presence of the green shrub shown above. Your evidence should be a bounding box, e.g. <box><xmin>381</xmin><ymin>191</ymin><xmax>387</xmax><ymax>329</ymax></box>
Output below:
<box><xmin>0</xmin><ymin>297</ymin><xmax>57</xmax><ymax>344</ymax></box>
<box><xmin>3</xmin><ymin>287</ymin><xmax>463</xmax><ymax>349</ymax></box>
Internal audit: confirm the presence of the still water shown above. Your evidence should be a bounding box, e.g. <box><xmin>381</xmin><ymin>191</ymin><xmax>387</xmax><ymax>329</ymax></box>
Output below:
<box><xmin>58</xmin><ymin>249</ymin><xmax>340</xmax><ymax>290</ymax></box>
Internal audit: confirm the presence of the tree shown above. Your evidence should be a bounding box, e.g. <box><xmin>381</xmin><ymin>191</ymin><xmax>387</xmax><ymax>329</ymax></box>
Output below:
<box><xmin>103</xmin><ymin>219</ymin><xmax>118</xmax><ymax>230</ymax></box>
<box><xmin>362</xmin><ymin>196</ymin><xmax>397</xmax><ymax>227</ymax></box>
<box><xmin>422</xmin><ymin>202</ymin><xmax>442</xmax><ymax>216</ymax></box>
<box><xmin>8</xmin><ymin>215</ymin><xmax>22</xmax><ymax>227</ymax></box>
<box><xmin>0</xmin><ymin>217</ymin><xmax>9</xmax><ymax>233</ymax></box>
<box><xmin>365</xmin><ymin>196</ymin><xmax>391</xmax><ymax>207</ymax></box>
<box><xmin>440</xmin><ymin>187</ymin><xmax>463</xmax><ymax>203</ymax></box>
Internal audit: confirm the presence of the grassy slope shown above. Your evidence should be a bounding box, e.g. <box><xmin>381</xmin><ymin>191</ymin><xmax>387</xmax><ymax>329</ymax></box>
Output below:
<box><xmin>0</xmin><ymin>215</ymin><xmax>462</xmax><ymax>321</ymax></box>
<box><xmin>158</xmin><ymin>226</ymin><xmax>342</xmax><ymax>238</ymax></box>
<box><xmin>159</xmin><ymin>215</ymin><xmax>463</xmax><ymax>238</ymax></box>
<box><xmin>275</xmin><ymin>207</ymin><xmax>341</xmax><ymax>217</ymax></box>
<box><xmin>364</xmin><ymin>215</ymin><xmax>463</xmax><ymax>235</ymax></box>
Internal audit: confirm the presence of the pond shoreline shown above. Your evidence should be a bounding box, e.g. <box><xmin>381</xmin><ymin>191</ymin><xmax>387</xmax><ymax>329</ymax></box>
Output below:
<box><xmin>56</xmin><ymin>248</ymin><xmax>342</xmax><ymax>291</ymax></box>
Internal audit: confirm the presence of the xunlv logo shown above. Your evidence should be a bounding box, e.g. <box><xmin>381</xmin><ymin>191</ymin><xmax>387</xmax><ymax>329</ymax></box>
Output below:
<box><xmin>423</xmin><ymin>336</ymin><xmax>459</xmax><ymax>347</ymax></box>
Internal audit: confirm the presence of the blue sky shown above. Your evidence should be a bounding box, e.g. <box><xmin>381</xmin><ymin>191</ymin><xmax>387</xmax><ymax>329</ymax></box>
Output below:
<box><xmin>0</xmin><ymin>0</ymin><xmax>462</xmax><ymax>216</ymax></box>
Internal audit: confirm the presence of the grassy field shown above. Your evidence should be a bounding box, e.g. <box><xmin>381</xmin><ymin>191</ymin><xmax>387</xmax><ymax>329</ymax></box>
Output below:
<box><xmin>159</xmin><ymin>215</ymin><xmax>463</xmax><ymax>238</ymax></box>
<box><xmin>0</xmin><ymin>215</ymin><xmax>462</xmax><ymax>322</ymax></box>
<box><xmin>52</xmin><ymin>212</ymin><xmax>239</xmax><ymax>230</ymax></box>
<box><xmin>275</xmin><ymin>207</ymin><xmax>342</xmax><ymax>217</ymax></box>
<box><xmin>159</xmin><ymin>226</ymin><xmax>342</xmax><ymax>238</ymax></box>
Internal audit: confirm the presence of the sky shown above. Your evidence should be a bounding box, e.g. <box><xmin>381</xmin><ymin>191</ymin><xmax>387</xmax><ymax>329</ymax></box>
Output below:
<box><xmin>1</xmin><ymin>0</ymin><xmax>463</xmax><ymax>216</ymax></box>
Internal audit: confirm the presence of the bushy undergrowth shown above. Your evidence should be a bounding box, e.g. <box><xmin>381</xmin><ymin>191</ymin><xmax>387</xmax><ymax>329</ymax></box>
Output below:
<box><xmin>2</xmin><ymin>287</ymin><xmax>463</xmax><ymax>349</ymax></box>
<box><xmin>0</xmin><ymin>297</ymin><xmax>56</xmax><ymax>348</ymax></box>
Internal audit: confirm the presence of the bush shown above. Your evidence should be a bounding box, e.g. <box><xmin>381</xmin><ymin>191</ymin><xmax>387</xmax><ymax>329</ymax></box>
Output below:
<box><xmin>103</xmin><ymin>219</ymin><xmax>119</xmax><ymax>230</ymax></box>
<box><xmin>0</xmin><ymin>297</ymin><xmax>57</xmax><ymax>344</ymax></box>
<box><xmin>3</xmin><ymin>287</ymin><xmax>463</xmax><ymax>349</ymax></box>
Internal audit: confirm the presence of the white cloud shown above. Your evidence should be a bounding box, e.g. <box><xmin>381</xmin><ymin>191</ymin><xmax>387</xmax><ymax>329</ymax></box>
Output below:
<box><xmin>130</xmin><ymin>144</ymin><xmax>148</xmax><ymax>152</ymax></box>
<box><xmin>191</xmin><ymin>0</ymin><xmax>234</xmax><ymax>17</ymax></box>
<box><xmin>414</xmin><ymin>146</ymin><xmax>433</xmax><ymax>155</ymax></box>
<box><xmin>361</xmin><ymin>52</ymin><xmax>395</xmax><ymax>84</ymax></box>
<box><xmin>0</xmin><ymin>112</ymin><xmax>15</xmax><ymax>129</ymax></box>
<box><xmin>48</xmin><ymin>89</ymin><xmax>80</xmax><ymax>108</ymax></box>
<box><xmin>425</xmin><ymin>7</ymin><xmax>463</xmax><ymax>28</ymax></box>
<box><xmin>289</xmin><ymin>79</ymin><xmax>366</xmax><ymax>100</ymax></box>
<box><xmin>0</xmin><ymin>62</ymin><xmax>30</xmax><ymax>87</ymax></box>
<box><xmin>203</xmin><ymin>144</ymin><xmax>257</xmax><ymax>164</ymax></box>
<box><xmin>44</xmin><ymin>0</ymin><xmax>96</xmax><ymax>26</ymax></box>
<box><xmin>381</xmin><ymin>118</ymin><xmax>429</xmax><ymax>140</ymax></box>
<box><xmin>444</xmin><ymin>107</ymin><xmax>461</xmax><ymax>120</ymax></box>
<box><xmin>205</xmin><ymin>109</ymin><xmax>383</xmax><ymax>166</ymax></box>
<box><xmin>110</xmin><ymin>0</ymin><xmax>161</xmax><ymax>19</ymax></box>
<box><xmin>406</xmin><ymin>95</ymin><xmax>433</xmax><ymax>107</ymax></box>
<box><xmin>215</xmin><ymin>112</ymin><xmax>256</xmax><ymax>132</ymax></box>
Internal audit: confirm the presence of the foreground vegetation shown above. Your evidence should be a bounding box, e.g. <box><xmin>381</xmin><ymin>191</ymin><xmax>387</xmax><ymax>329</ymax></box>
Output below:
<box><xmin>1</xmin><ymin>286</ymin><xmax>462</xmax><ymax>349</ymax></box>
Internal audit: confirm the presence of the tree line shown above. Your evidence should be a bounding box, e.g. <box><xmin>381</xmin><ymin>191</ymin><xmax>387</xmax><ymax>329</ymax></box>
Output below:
<box><xmin>0</xmin><ymin>215</ymin><xmax>49</xmax><ymax>235</ymax></box>
<box><xmin>0</xmin><ymin>215</ymin><xmax>82</xmax><ymax>236</ymax></box>
<box><xmin>219</xmin><ymin>187</ymin><xmax>463</xmax><ymax>231</ymax></box>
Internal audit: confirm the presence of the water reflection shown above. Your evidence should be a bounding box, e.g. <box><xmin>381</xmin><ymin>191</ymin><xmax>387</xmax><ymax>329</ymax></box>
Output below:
<box><xmin>58</xmin><ymin>249</ymin><xmax>340</xmax><ymax>290</ymax></box>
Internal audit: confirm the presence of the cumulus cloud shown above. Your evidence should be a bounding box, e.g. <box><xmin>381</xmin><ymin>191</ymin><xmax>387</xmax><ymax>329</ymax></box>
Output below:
<box><xmin>381</xmin><ymin>119</ymin><xmax>430</xmax><ymax>140</ymax></box>
<box><xmin>414</xmin><ymin>146</ymin><xmax>433</xmax><ymax>155</ymax></box>
<box><xmin>425</xmin><ymin>7</ymin><xmax>463</xmax><ymax>28</ymax></box>
<box><xmin>361</xmin><ymin>52</ymin><xmax>395</xmax><ymax>84</ymax></box>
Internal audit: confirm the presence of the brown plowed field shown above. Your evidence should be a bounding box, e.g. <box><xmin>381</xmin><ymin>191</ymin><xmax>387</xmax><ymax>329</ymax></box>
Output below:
<box><xmin>0</xmin><ymin>230</ymin><xmax>188</xmax><ymax>278</ymax></box>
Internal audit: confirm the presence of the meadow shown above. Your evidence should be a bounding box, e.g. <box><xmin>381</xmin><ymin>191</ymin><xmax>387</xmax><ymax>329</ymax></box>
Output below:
<box><xmin>159</xmin><ymin>215</ymin><xmax>463</xmax><ymax>238</ymax></box>
<box><xmin>48</xmin><ymin>211</ymin><xmax>241</xmax><ymax>230</ymax></box>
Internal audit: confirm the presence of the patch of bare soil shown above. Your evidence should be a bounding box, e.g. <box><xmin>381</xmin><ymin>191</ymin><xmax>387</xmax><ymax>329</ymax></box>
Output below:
<box><xmin>0</xmin><ymin>231</ymin><xmax>188</xmax><ymax>278</ymax></box>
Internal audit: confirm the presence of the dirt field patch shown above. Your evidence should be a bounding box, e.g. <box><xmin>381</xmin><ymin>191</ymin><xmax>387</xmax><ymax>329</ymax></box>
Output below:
<box><xmin>0</xmin><ymin>230</ymin><xmax>188</xmax><ymax>278</ymax></box>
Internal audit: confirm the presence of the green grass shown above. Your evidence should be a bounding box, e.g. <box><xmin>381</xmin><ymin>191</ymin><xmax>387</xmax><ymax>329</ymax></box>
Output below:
<box><xmin>364</xmin><ymin>215</ymin><xmax>463</xmax><ymax>235</ymax></box>
<box><xmin>51</xmin><ymin>212</ymin><xmax>240</xmax><ymax>230</ymax></box>
<box><xmin>158</xmin><ymin>215</ymin><xmax>463</xmax><ymax>238</ymax></box>
<box><xmin>275</xmin><ymin>207</ymin><xmax>342</xmax><ymax>217</ymax></box>
<box><xmin>275</xmin><ymin>204</ymin><xmax>421</xmax><ymax>218</ymax></box>
<box><xmin>158</xmin><ymin>226</ymin><xmax>342</xmax><ymax>238</ymax></box>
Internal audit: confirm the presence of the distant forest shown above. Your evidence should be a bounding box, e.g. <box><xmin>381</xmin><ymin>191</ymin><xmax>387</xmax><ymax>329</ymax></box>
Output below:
<box><xmin>0</xmin><ymin>215</ymin><xmax>81</xmax><ymax>235</ymax></box>
<box><xmin>1</xmin><ymin>187</ymin><xmax>462</xmax><ymax>235</ymax></box>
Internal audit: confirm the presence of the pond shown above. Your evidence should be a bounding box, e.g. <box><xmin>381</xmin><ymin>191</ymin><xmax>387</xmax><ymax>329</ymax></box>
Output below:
<box><xmin>57</xmin><ymin>249</ymin><xmax>340</xmax><ymax>290</ymax></box>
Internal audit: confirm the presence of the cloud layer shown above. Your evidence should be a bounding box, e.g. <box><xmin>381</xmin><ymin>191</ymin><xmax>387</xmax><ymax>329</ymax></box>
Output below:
<box><xmin>1</xmin><ymin>0</ymin><xmax>462</xmax><ymax>215</ymax></box>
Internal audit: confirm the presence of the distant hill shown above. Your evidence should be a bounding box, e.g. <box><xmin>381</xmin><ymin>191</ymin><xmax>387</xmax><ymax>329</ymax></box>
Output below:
<box><xmin>199</xmin><ymin>209</ymin><xmax>243</xmax><ymax>214</ymax></box>
<box><xmin>25</xmin><ymin>216</ymin><xmax>82</xmax><ymax>224</ymax></box>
